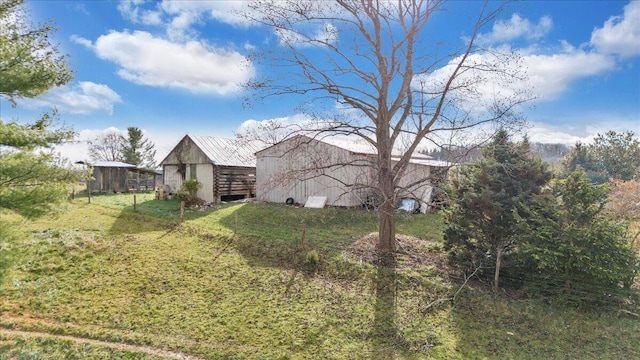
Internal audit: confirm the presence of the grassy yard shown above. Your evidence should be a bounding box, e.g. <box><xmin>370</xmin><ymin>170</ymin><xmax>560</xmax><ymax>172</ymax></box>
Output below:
<box><xmin>1</xmin><ymin>194</ymin><xmax>638</xmax><ymax>359</ymax></box>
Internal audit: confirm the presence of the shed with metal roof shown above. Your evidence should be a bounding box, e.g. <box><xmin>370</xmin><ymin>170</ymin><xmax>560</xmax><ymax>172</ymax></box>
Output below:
<box><xmin>159</xmin><ymin>135</ymin><xmax>265</xmax><ymax>203</ymax></box>
<box><xmin>255</xmin><ymin>134</ymin><xmax>451</xmax><ymax>211</ymax></box>
<box><xmin>75</xmin><ymin>161</ymin><xmax>162</xmax><ymax>193</ymax></box>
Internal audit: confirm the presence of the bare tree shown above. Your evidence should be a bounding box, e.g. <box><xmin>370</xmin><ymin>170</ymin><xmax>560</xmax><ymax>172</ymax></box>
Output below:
<box><xmin>243</xmin><ymin>0</ymin><xmax>529</xmax><ymax>259</ymax></box>
<box><xmin>88</xmin><ymin>131</ymin><xmax>124</xmax><ymax>162</ymax></box>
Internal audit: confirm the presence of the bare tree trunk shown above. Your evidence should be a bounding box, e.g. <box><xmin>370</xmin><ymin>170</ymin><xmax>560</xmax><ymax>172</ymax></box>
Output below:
<box><xmin>378</xmin><ymin>200</ymin><xmax>396</xmax><ymax>263</ymax></box>
<box><xmin>494</xmin><ymin>245</ymin><xmax>503</xmax><ymax>293</ymax></box>
<box><xmin>376</xmin><ymin>124</ymin><xmax>396</xmax><ymax>263</ymax></box>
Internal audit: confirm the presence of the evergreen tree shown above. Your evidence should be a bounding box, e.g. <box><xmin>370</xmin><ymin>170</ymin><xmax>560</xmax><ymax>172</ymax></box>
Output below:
<box><xmin>0</xmin><ymin>0</ymin><xmax>72</xmax><ymax>104</ymax></box>
<box><xmin>562</xmin><ymin>131</ymin><xmax>640</xmax><ymax>183</ymax></box>
<box><xmin>518</xmin><ymin>167</ymin><xmax>638</xmax><ymax>305</ymax></box>
<box><xmin>444</xmin><ymin>130</ymin><xmax>551</xmax><ymax>292</ymax></box>
<box><xmin>590</xmin><ymin>131</ymin><xmax>640</xmax><ymax>181</ymax></box>
<box><xmin>562</xmin><ymin>142</ymin><xmax>593</xmax><ymax>175</ymax></box>
<box><xmin>0</xmin><ymin>0</ymin><xmax>76</xmax><ymax>218</ymax></box>
<box><xmin>120</xmin><ymin>127</ymin><xmax>156</xmax><ymax>169</ymax></box>
<box><xmin>0</xmin><ymin>112</ymin><xmax>77</xmax><ymax>218</ymax></box>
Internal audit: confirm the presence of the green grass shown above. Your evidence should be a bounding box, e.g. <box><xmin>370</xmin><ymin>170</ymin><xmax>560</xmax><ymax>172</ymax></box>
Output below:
<box><xmin>1</xmin><ymin>194</ymin><xmax>638</xmax><ymax>359</ymax></box>
<box><xmin>0</xmin><ymin>333</ymin><xmax>166</xmax><ymax>360</ymax></box>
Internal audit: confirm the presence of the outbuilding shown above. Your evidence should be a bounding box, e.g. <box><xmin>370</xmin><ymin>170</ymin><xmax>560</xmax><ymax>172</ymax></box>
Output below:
<box><xmin>255</xmin><ymin>135</ymin><xmax>449</xmax><ymax>211</ymax></box>
<box><xmin>76</xmin><ymin>161</ymin><xmax>161</xmax><ymax>193</ymax></box>
<box><xmin>160</xmin><ymin>135</ymin><xmax>264</xmax><ymax>203</ymax></box>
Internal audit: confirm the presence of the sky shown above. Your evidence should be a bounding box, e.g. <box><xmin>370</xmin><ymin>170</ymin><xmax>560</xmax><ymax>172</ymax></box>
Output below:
<box><xmin>1</xmin><ymin>0</ymin><xmax>639</xmax><ymax>165</ymax></box>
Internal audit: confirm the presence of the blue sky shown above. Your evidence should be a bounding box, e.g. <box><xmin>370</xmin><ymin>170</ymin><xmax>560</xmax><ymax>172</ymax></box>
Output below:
<box><xmin>2</xmin><ymin>0</ymin><xmax>639</xmax><ymax>164</ymax></box>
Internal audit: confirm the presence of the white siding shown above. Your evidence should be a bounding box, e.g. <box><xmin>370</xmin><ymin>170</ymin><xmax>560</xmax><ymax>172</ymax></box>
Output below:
<box><xmin>257</xmin><ymin>136</ymin><xmax>376</xmax><ymax>207</ymax></box>
<box><xmin>196</xmin><ymin>163</ymin><xmax>214</xmax><ymax>203</ymax></box>
<box><xmin>256</xmin><ymin>135</ymin><xmax>437</xmax><ymax>210</ymax></box>
<box><xmin>163</xmin><ymin>165</ymin><xmax>183</xmax><ymax>195</ymax></box>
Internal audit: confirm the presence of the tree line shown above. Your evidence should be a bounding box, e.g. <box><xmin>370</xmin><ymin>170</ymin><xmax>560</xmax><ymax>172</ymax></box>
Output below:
<box><xmin>88</xmin><ymin>127</ymin><xmax>157</xmax><ymax>169</ymax></box>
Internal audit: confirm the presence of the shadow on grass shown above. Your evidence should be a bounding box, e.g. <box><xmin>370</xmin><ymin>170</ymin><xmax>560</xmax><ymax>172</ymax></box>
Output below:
<box><xmin>219</xmin><ymin>203</ymin><xmax>408</xmax><ymax>357</ymax></box>
<box><xmin>372</xmin><ymin>254</ymin><xmax>399</xmax><ymax>360</ymax></box>
<box><xmin>106</xmin><ymin>198</ymin><xmax>212</xmax><ymax>236</ymax></box>
<box><xmin>217</xmin><ymin>203</ymin><xmax>372</xmax><ymax>269</ymax></box>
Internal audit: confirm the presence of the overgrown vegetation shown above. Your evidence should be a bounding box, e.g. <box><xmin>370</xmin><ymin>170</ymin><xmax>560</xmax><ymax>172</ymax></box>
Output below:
<box><xmin>175</xmin><ymin>179</ymin><xmax>203</xmax><ymax>205</ymax></box>
<box><xmin>517</xmin><ymin>168</ymin><xmax>638</xmax><ymax>304</ymax></box>
<box><xmin>445</xmin><ymin>131</ymin><xmax>639</xmax><ymax>306</ymax></box>
<box><xmin>1</xmin><ymin>195</ymin><xmax>638</xmax><ymax>359</ymax></box>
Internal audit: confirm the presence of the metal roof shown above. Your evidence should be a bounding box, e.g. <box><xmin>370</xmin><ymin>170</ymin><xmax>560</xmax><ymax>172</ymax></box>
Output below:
<box><xmin>188</xmin><ymin>135</ymin><xmax>266</xmax><ymax>167</ymax></box>
<box><xmin>262</xmin><ymin>134</ymin><xmax>451</xmax><ymax>167</ymax></box>
<box><xmin>75</xmin><ymin>160</ymin><xmax>136</xmax><ymax>168</ymax></box>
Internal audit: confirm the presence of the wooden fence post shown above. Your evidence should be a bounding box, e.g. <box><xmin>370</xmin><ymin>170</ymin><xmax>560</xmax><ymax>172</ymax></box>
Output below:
<box><xmin>234</xmin><ymin>212</ymin><xmax>238</xmax><ymax>235</ymax></box>
<box><xmin>133</xmin><ymin>194</ymin><xmax>137</xmax><ymax>212</ymax></box>
<box><xmin>180</xmin><ymin>201</ymin><xmax>186</xmax><ymax>220</ymax></box>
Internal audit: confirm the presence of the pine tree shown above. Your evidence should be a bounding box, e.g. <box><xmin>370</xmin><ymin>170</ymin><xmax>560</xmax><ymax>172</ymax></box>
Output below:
<box><xmin>0</xmin><ymin>112</ymin><xmax>77</xmax><ymax>218</ymax></box>
<box><xmin>120</xmin><ymin>127</ymin><xmax>156</xmax><ymax>169</ymax></box>
<box><xmin>444</xmin><ymin>130</ymin><xmax>551</xmax><ymax>292</ymax></box>
<box><xmin>518</xmin><ymin>167</ymin><xmax>638</xmax><ymax>304</ymax></box>
<box><xmin>0</xmin><ymin>0</ymin><xmax>76</xmax><ymax>218</ymax></box>
<box><xmin>0</xmin><ymin>0</ymin><xmax>72</xmax><ymax>104</ymax></box>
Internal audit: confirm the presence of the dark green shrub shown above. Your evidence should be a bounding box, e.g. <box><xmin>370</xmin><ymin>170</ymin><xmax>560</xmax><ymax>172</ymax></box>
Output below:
<box><xmin>517</xmin><ymin>167</ymin><xmax>638</xmax><ymax>306</ymax></box>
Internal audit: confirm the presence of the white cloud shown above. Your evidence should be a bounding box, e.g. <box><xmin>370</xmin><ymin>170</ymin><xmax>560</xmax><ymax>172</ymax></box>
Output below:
<box><xmin>414</xmin><ymin>49</ymin><xmax>531</xmax><ymax>115</ymax></box>
<box><xmin>275</xmin><ymin>22</ymin><xmax>339</xmax><ymax>47</ymax></box>
<box><xmin>54</xmin><ymin>127</ymin><xmax>125</xmax><ymax>164</ymax></box>
<box><xmin>160</xmin><ymin>0</ymin><xmax>252</xmax><ymax>27</ymax></box>
<box><xmin>525</xmin><ymin>122</ymin><xmax>589</xmax><ymax>145</ymax></box>
<box><xmin>526</xmin><ymin>118</ymin><xmax>640</xmax><ymax>145</ymax></box>
<box><xmin>590</xmin><ymin>0</ymin><xmax>640</xmax><ymax>58</ymax></box>
<box><xmin>70</xmin><ymin>34</ymin><xmax>93</xmax><ymax>48</ymax></box>
<box><xmin>92</xmin><ymin>30</ymin><xmax>254</xmax><ymax>94</ymax></box>
<box><xmin>118</xmin><ymin>0</ymin><xmax>163</xmax><ymax>26</ymax></box>
<box><xmin>445</xmin><ymin>2</ymin><xmax>636</xmax><ymax>113</ymax></box>
<box><xmin>477</xmin><ymin>14</ymin><xmax>553</xmax><ymax>45</ymax></box>
<box><xmin>416</xmin><ymin>41</ymin><xmax>616</xmax><ymax>114</ymax></box>
<box><xmin>413</xmin><ymin>4</ymin><xmax>637</xmax><ymax>116</ymax></box>
<box><xmin>522</xmin><ymin>49</ymin><xmax>615</xmax><ymax>99</ymax></box>
<box><xmin>165</xmin><ymin>10</ymin><xmax>201</xmax><ymax>41</ymax></box>
<box><xmin>237</xmin><ymin>114</ymin><xmax>317</xmax><ymax>143</ymax></box>
<box><xmin>21</xmin><ymin>82</ymin><xmax>122</xmax><ymax>115</ymax></box>
<box><xmin>117</xmin><ymin>1</ymin><xmax>253</xmax><ymax>41</ymax></box>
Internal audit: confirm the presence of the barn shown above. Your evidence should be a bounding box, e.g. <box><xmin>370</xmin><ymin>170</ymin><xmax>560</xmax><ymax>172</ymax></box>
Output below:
<box><xmin>160</xmin><ymin>135</ymin><xmax>265</xmax><ymax>204</ymax></box>
<box><xmin>255</xmin><ymin>135</ymin><xmax>449</xmax><ymax>211</ymax></box>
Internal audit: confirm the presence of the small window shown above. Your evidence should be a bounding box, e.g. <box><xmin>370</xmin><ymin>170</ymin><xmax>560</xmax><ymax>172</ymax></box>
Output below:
<box><xmin>177</xmin><ymin>164</ymin><xmax>186</xmax><ymax>180</ymax></box>
<box><xmin>189</xmin><ymin>164</ymin><xmax>197</xmax><ymax>179</ymax></box>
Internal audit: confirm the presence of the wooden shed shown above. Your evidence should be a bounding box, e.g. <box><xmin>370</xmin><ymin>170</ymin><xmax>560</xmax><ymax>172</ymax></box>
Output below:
<box><xmin>255</xmin><ymin>135</ymin><xmax>449</xmax><ymax>211</ymax></box>
<box><xmin>76</xmin><ymin>161</ymin><xmax>162</xmax><ymax>193</ymax></box>
<box><xmin>160</xmin><ymin>135</ymin><xmax>265</xmax><ymax>203</ymax></box>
